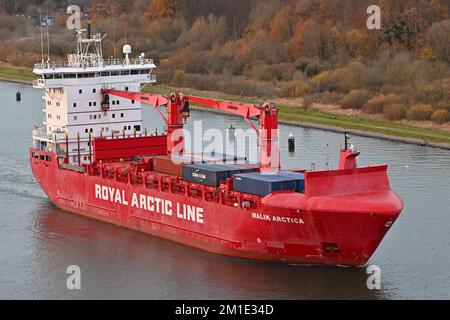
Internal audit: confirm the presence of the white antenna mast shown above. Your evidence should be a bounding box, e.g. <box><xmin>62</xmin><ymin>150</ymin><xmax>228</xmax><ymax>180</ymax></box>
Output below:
<box><xmin>113</xmin><ymin>16</ymin><xmax>116</xmax><ymax>57</ymax></box>
<box><xmin>46</xmin><ymin>8</ymin><xmax>50</xmax><ymax>63</ymax></box>
<box><xmin>39</xmin><ymin>10</ymin><xmax>44</xmax><ymax>64</ymax></box>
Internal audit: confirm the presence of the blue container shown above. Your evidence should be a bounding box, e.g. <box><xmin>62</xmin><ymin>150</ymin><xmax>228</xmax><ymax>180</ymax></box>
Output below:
<box><xmin>182</xmin><ymin>164</ymin><xmax>256</xmax><ymax>187</ymax></box>
<box><xmin>277</xmin><ymin>171</ymin><xmax>305</xmax><ymax>193</ymax></box>
<box><xmin>233</xmin><ymin>172</ymin><xmax>299</xmax><ymax>196</ymax></box>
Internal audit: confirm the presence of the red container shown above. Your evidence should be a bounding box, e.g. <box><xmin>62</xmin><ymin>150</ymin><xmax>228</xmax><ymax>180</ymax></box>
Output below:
<box><xmin>153</xmin><ymin>155</ymin><xmax>184</xmax><ymax>177</ymax></box>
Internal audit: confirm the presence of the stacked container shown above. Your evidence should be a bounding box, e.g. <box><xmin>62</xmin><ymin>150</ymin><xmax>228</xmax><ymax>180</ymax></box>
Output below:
<box><xmin>233</xmin><ymin>171</ymin><xmax>305</xmax><ymax>196</ymax></box>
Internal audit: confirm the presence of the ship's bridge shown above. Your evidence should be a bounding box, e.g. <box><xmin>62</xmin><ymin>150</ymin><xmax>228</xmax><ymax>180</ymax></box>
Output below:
<box><xmin>33</xmin><ymin>57</ymin><xmax>156</xmax><ymax>89</ymax></box>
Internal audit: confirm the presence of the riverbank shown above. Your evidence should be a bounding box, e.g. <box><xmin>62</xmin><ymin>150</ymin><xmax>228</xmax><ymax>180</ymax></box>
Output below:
<box><xmin>1</xmin><ymin>66</ymin><xmax>450</xmax><ymax>149</ymax></box>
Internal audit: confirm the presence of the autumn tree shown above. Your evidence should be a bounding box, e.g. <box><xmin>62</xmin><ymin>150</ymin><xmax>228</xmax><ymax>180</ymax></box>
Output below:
<box><xmin>148</xmin><ymin>0</ymin><xmax>180</xmax><ymax>19</ymax></box>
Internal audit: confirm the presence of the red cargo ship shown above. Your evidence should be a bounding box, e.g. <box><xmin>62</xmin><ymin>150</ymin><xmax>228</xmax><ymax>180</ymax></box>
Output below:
<box><xmin>29</xmin><ymin>29</ymin><xmax>403</xmax><ymax>266</ymax></box>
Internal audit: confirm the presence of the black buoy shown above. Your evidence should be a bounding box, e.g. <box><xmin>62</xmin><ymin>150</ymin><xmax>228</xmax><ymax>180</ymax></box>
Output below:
<box><xmin>288</xmin><ymin>134</ymin><xmax>295</xmax><ymax>153</ymax></box>
<box><xmin>16</xmin><ymin>91</ymin><xmax>21</xmax><ymax>102</ymax></box>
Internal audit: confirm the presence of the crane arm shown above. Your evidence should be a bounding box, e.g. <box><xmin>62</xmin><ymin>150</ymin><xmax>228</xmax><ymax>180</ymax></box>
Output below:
<box><xmin>101</xmin><ymin>89</ymin><xmax>280</xmax><ymax>169</ymax></box>
<box><xmin>184</xmin><ymin>96</ymin><xmax>263</xmax><ymax>134</ymax></box>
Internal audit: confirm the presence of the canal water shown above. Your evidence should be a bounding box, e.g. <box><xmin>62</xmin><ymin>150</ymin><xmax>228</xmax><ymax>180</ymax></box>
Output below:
<box><xmin>0</xmin><ymin>81</ymin><xmax>449</xmax><ymax>299</ymax></box>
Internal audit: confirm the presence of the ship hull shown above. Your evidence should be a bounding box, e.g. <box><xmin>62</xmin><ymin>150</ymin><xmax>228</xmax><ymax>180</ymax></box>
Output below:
<box><xmin>30</xmin><ymin>149</ymin><xmax>402</xmax><ymax>267</ymax></box>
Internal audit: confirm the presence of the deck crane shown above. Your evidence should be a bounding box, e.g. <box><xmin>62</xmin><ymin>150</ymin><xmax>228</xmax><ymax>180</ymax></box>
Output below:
<box><xmin>101</xmin><ymin>89</ymin><xmax>280</xmax><ymax>170</ymax></box>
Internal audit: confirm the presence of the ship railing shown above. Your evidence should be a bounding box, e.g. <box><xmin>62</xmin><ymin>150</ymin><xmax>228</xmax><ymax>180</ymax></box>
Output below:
<box><xmin>32</xmin><ymin>126</ymin><xmax>66</xmax><ymax>142</ymax></box>
<box><xmin>34</xmin><ymin>58</ymin><xmax>154</xmax><ymax>70</ymax></box>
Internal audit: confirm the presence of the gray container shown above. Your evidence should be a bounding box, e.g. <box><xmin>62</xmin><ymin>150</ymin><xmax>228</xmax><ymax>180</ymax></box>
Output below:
<box><xmin>182</xmin><ymin>164</ymin><xmax>256</xmax><ymax>187</ymax></box>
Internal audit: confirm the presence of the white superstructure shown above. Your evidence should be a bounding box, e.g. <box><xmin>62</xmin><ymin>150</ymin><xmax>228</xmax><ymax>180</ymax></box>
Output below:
<box><xmin>32</xmin><ymin>29</ymin><xmax>156</xmax><ymax>164</ymax></box>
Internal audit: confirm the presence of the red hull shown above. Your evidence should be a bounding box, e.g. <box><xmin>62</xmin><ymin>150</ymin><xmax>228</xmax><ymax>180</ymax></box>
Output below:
<box><xmin>30</xmin><ymin>149</ymin><xmax>403</xmax><ymax>267</ymax></box>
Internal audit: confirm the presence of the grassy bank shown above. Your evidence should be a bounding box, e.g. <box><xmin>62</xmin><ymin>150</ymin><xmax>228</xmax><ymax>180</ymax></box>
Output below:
<box><xmin>0</xmin><ymin>66</ymin><xmax>34</xmax><ymax>81</ymax></box>
<box><xmin>143</xmin><ymin>85</ymin><xmax>450</xmax><ymax>145</ymax></box>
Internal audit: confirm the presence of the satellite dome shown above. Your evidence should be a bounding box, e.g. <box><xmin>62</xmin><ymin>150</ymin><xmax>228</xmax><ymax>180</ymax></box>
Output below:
<box><xmin>123</xmin><ymin>44</ymin><xmax>132</xmax><ymax>54</ymax></box>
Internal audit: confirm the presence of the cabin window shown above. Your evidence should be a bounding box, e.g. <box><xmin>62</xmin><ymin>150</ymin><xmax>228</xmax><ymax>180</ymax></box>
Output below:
<box><xmin>93</xmin><ymin>89</ymin><xmax>96</xmax><ymax>93</ymax></box>
<box><xmin>93</xmin><ymin>102</ymin><xmax>97</xmax><ymax>106</ymax></box>
<box><xmin>89</xmin><ymin>115</ymin><xmax>93</xmax><ymax>120</ymax></box>
<box><xmin>98</xmin><ymin>115</ymin><xmax>101</xmax><ymax>120</ymax></box>
<box><xmin>112</xmin><ymin>101</ymin><xmax>115</xmax><ymax>105</ymax></box>
<box><xmin>125</xmin><ymin>87</ymin><xmax>129</xmax><ymax>91</ymax></box>
<box><xmin>120</xmin><ymin>113</ymin><xmax>124</xmax><ymax>118</ymax></box>
<box><xmin>73</xmin><ymin>103</ymin><xmax>77</xmax><ymax>108</ymax></box>
<box><xmin>134</xmin><ymin>125</ymin><xmax>141</xmax><ymax>132</ymax></box>
<box><xmin>131</xmin><ymin>100</ymin><xmax>135</xmax><ymax>104</ymax></box>
<box><xmin>89</xmin><ymin>102</ymin><xmax>92</xmax><ymax>107</ymax></box>
<box><xmin>79</xmin><ymin>89</ymin><xmax>82</xmax><ymax>94</ymax></box>
<box><xmin>85</xmin><ymin>129</ymin><xmax>88</xmax><ymax>133</ymax></box>
<box><xmin>128</xmin><ymin>126</ymin><xmax>131</xmax><ymax>130</ymax></box>
<box><xmin>94</xmin><ymin>115</ymin><xmax>97</xmax><ymax>120</ymax></box>
<box><xmin>116</xmin><ymin>100</ymin><xmax>120</xmax><ymax>105</ymax></box>
<box><xmin>74</xmin><ymin>116</ymin><xmax>77</xmax><ymax>121</ymax></box>
<box><xmin>112</xmin><ymin>114</ymin><xmax>116</xmax><ymax>118</ymax></box>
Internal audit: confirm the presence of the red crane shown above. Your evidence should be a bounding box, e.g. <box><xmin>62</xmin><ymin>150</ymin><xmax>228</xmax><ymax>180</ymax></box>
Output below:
<box><xmin>101</xmin><ymin>89</ymin><xmax>280</xmax><ymax>170</ymax></box>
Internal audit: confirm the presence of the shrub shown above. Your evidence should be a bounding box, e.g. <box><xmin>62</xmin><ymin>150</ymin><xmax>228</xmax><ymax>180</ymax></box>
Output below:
<box><xmin>431</xmin><ymin>109</ymin><xmax>450</xmax><ymax>124</ymax></box>
<box><xmin>171</xmin><ymin>69</ymin><xmax>186</xmax><ymax>86</ymax></box>
<box><xmin>277</xmin><ymin>81</ymin><xmax>311</xmax><ymax>98</ymax></box>
<box><xmin>340</xmin><ymin>89</ymin><xmax>371</xmax><ymax>109</ymax></box>
<box><xmin>317</xmin><ymin>91</ymin><xmax>343</xmax><ymax>104</ymax></box>
<box><xmin>383</xmin><ymin>103</ymin><xmax>407</xmax><ymax>120</ymax></box>
<box><xmin>362</xmin><ymin>95</ymin><xmax>387</xmax><ymax>114</ymax></box>
<box><xmin>406</xmin><ymin>104</ymin><xmax>434</xmax><ymax>121</ymax></box>
<box><xmin>302</xmin><ymin>94</ymin><xmax>318</xmax><ymax>108</ymax></box>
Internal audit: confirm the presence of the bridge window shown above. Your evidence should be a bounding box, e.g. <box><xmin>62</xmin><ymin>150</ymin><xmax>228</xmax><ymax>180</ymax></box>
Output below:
<box><xmin>111</xmin><ymin>71</ymin><xmax>120</xmax><ymax>76</ymax></box>
<box><xmin>121</xmin><ymin>70</ymin><xmax>130</xmax><ymax>75</ymax></box>
<box><xmin>131</xmin><ymin>70</ymin><xmax>139</xmax><ymax>75</ymax></box>
<box><xmin>101</xmin><ymin>72</ymin><xmax>110</xmax><ymax>76</ymax></box>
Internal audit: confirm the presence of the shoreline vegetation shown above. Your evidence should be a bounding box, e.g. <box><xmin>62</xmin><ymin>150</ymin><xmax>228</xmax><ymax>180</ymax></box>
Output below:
<box><xmin>2</xmin><ymin>65</ymin><xmax>449</xmax><ymax>149</ymax></box>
